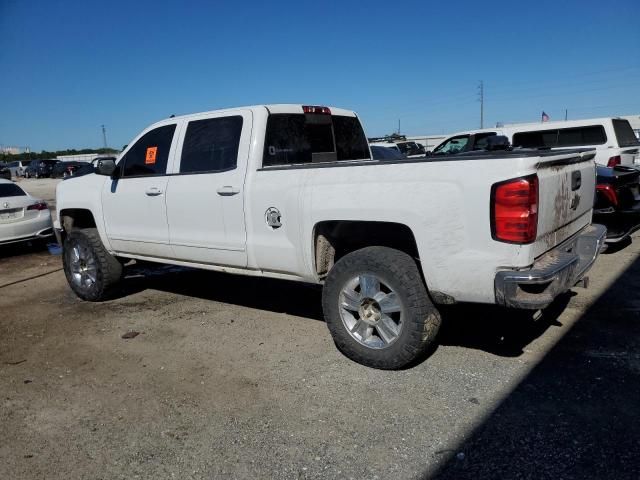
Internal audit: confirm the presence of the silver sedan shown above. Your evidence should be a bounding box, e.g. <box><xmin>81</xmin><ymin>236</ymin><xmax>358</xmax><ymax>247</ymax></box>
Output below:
<box><xmin>0</xmin><ymin>179</ymin><xmax>54</xmax><ymax>245</ymax></box>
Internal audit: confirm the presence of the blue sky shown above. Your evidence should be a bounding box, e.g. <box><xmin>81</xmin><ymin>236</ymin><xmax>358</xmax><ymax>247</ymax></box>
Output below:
<box><xmin>1</xmin><ymin>0</ymin><xmax>638</xmax><ymax>151</ymax></box>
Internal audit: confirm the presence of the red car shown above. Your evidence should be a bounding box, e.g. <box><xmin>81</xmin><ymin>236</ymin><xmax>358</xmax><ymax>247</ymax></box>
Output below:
<box><xmin>594</xmin><ymin>165</ymin><xmax>640</xmax><ymax>243</ymax></box>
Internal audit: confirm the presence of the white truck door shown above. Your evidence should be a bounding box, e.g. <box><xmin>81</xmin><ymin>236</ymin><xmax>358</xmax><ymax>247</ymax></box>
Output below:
<box><xmin>101</xmin><ymin>123</ymin><xmax>178</xmax><ymax>258</ymax></box>
<box><xmin>165</xmin><ymin>110</ymin><xmax>251</xmax><ymax>267</ymax></box>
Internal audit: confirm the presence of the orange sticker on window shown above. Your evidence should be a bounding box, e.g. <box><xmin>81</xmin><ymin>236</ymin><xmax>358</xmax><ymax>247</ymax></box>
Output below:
<box><xmin>145</xmin><ymin>147</ymin><xmax>158</xmax><ymax>164</ymax></box>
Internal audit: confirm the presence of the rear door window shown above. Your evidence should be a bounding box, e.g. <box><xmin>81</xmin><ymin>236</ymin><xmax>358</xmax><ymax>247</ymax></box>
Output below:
<box><xmin>612</xmin><ymin>119</ymin><xmax>640</xmax><ymax>147</ymax></box>
<box><xmin>263</xmin><ymin>114</ymin><xmax>370</xmax><ymax>167</ymax></box>
<box><xmin>120</xmin><ymin>124</ymin><xmax>176</xmax><ymax>177</ymax></box>
<box><xmin>180</xmin><ymin>116</ymin><xmax>243</xmax><ymax>174</ymax></box>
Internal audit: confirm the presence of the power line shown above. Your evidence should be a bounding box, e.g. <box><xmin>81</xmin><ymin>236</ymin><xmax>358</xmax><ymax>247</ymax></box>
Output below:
<box><xmin>101</xmin><ymin>125</ymin><xmax>108</xmax><ymax>148</ymax></box>
<box><xmin>478</xmin><ymin>81</ymin><xmax>484</xmax><ymax>128</ymax></box>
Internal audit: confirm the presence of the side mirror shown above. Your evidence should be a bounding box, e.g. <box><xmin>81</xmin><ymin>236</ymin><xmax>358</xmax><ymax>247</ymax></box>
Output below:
<box><xmin>95</xmin><ymin>158</ymin><xmax>117</xmax><ymax>177</ymax></box>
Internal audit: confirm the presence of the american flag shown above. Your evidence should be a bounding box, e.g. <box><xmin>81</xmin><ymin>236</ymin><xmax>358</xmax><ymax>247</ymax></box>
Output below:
<box><xmin>541</xmin><ymin>111</ymin><xmax>550</xmax><ymax>122</ymax></box>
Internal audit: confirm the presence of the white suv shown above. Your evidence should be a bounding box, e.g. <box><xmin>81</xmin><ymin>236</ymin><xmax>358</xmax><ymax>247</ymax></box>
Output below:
<box><xmin>6</xmin><ymin>160</ymin><xmax>30</xmax><ymax>178</ymax></box>
<box><xmin>432</xmin><ymin>117</ymin><xmax>640</xmax><ymax>167</ymax></box>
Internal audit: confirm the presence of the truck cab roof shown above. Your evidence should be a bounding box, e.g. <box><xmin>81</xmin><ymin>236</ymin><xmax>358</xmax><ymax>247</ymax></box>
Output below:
<box><xmin>149</xmin><ymin>105</ymin><xmax>358</xmax><ymax>129</ymax></box>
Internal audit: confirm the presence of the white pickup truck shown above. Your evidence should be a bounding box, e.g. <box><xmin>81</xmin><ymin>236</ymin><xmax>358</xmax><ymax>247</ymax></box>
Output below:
<box><xmin>55</xmin><ymin>104</ymin><xmax>606</xmax><ymax>369</ymax></box>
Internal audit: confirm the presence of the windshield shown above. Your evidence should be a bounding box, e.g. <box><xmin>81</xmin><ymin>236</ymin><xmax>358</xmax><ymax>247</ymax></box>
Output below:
<box><xmin>433</xmin><ymin>135</ymin><xmax>470</xmax><ymax>154</ymax></box>
<box><xmin>0</xmin><ymin>184</ymin><xmax>26</xmax><ymax>197</ymax></box>
<box><xmin>612</xmin><ymin>119</ymin><xmax>640</xmax><ymax>147</ymax></box>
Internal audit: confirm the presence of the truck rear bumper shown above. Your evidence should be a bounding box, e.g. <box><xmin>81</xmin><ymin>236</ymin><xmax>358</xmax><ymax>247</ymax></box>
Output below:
<box><xmin>495</xmin><ymin>224</ymin><xmax>607</xmax><ymax>309</ymax></box>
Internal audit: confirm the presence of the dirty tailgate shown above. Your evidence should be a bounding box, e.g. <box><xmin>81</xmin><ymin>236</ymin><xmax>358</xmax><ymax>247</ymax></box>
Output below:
<box><xmin>533</xmin><ymin>151</ymin><xmax>596</xmax><ymax>258</ymax></box>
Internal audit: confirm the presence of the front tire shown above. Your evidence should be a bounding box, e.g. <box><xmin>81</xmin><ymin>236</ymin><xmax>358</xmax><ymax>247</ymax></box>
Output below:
<box><xmin>322</xmin><ymin>246</ymin><xmax>441</xmax><ymax>369</ymax></box>
<box><xmin>63</xmin><ymin>228</ymin><xmax>123</xmax><ymax>301</ymax></box>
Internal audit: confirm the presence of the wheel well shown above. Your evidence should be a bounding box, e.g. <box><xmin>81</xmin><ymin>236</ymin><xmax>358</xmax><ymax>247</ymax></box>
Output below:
<box><xmin>60</xmin><ymin>209</ymin><xmax>97</xmax><ymax>235</ymax></box>
<box><xmin>314</xmin><ymin>221</ymin><xmax>420</xmax><ymax>278</ymax></box>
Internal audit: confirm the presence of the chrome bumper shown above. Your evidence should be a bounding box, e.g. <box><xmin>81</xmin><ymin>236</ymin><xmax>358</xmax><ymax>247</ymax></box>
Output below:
<box><xmin>495</xmin><ymin>224</ymin><xmax>607</xmax><ymax>309</ymax></box>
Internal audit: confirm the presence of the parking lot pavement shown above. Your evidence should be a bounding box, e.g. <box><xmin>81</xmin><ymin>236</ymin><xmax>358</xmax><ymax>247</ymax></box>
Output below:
<box><xmin>1</xmin><ymin>180</ymin><xmax>639</xmax><ymax>480</ymax></box>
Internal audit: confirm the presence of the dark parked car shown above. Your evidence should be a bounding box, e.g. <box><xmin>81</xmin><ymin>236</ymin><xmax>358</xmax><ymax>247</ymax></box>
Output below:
<box><xmin>51</xmin><ymin>161</ymin><xmax>85</xmax><ymax>178</ymax></box>
<box><xmin>594</xmin><ymin>165</ymin><xmax>640</xmax><ymax>243</ymax></box>
<box><xmin>370</xmin><ymin>145</ymin><xmax>407</xmax><ymax>160</ymax></box>
<box><xmin>24</xmin><ymin>159</ymin><xmax>59</xmax><ymax>178</ymax></box>
<box><xmin>0</xmin><ymin>164</ymin><xmax>11</xmax><ymax>180</ymax></box>
<box><xmin>23</xmin><ymin>163</ymin><xmax>38</xmax><ymax>178</ymax></box>
<box><xmin>37</xmin><ymin>159</ymin><xmax>59</xmax><ymax>178</ymax></box>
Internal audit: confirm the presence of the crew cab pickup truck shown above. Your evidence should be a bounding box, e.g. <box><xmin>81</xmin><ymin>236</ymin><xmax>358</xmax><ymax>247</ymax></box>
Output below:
<box><xmin>55</xmin><ymin>104</ymin><xmax>606</xmax><ymax>369</ymax></box>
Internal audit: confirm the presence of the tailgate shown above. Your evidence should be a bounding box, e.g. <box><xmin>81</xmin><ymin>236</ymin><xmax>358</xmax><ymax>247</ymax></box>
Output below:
<box><xmin>619</xmin><ymin>148</ymin><xmax>640</xmax><ymax>167</ymax></box>
<box><xmin>533</xmin><ymin>151</ymin><xmax>596</xmax><ymax>258</ymax></box>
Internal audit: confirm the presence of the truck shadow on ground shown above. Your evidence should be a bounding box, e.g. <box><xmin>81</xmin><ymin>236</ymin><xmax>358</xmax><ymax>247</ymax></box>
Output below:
<box><xmin>428</xmin><ymin>253</ymin><xmax>640</xmax><ymax>479</ymax></box>
<box><xmin>0</xmin><ymin>241</ymin><xmax>48</xmax><ymax>259</ymax></box>
<box><xmin>116</xmin><ymin>262</ymin><xmax>571</xmax><ymax>360</ymax></box>
<box><xmin>118</xmin><ymin>265</ymin><xmax>326</xmax><ymax>322</ymax></box>
<box><xmin>436</xmin><ymin>294</ymin><xmax>571</xmax><ymax>357</ymax></box>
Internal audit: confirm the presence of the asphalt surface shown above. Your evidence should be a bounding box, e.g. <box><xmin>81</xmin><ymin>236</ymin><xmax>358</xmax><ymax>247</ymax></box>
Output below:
<box><xmin>1</xmin><ymin>178</ymin><xmax>639</xmax><ymax>479</ymax></box>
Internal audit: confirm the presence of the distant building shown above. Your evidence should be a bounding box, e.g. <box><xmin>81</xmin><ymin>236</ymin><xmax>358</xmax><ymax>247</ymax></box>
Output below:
<box><xmin>1</xmin><ymin>146</ymin><xmax>30</xmax><ymax>155</ymax></box>
<box><xmin>56</xmin><ymin>153</ymin><xmax>118</xmax><ymax>163</ymax></box>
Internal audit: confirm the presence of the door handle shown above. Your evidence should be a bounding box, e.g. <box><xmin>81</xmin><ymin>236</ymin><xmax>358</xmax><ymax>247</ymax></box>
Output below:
<box><xmin>216</xmin><ymin>186</ymin><xmax>240</xmax><ymax>196</ymax></box>
<box><xmin>145</xmin><ymin>187</ymin><xmax>163</xmax><ymax>196</ymax></box>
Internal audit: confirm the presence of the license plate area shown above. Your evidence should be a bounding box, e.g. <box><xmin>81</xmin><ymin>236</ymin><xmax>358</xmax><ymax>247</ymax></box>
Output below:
<box><xmin>0</xmin><ymin>208</ymin><xmax>24</xmax><ymax>222</ymax></box>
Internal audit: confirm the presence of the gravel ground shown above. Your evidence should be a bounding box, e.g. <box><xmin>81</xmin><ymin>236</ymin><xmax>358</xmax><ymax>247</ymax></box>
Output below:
<box><xmin>1</xmin><ymin>180</ymin><xmax>639</xmax><ymax>479</ymax></box>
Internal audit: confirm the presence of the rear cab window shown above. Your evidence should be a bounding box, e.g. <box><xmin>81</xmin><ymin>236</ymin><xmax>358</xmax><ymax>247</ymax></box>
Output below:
<box><xmin>513</xmin><ymin>125</ymin><xmax>607</xmax><ymax>148</ymax></box>
<box><xmin>263</xmin><ymin>111</ymin><xmax>370</xmax><ymax>167</ymax></box>
<box><xmin>612</xmin><ymin>119</ymin><xmax>640</xmax><ymax>147</ymax></box>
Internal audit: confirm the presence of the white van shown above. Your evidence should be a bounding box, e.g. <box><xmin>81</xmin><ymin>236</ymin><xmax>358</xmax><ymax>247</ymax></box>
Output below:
<box><xmin>432</xmin><ymin>117</ymin><xmax>640</xmax><ymax>167</ymax></box>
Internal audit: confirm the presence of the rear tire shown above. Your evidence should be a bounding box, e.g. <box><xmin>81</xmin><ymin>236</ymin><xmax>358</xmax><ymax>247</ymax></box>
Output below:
<box><xmin>322</xmin><ymin>246</ymin><xmax>441</xmax><ymax>369</ymax></box>
<box><xmin>63</xmin><ymin>228</ymin><xmax>122</xmax><ymax>301</ymax></box>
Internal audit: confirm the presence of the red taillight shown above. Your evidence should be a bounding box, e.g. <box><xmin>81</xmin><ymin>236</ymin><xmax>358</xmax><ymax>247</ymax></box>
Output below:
<box><xmin>302</xmin><ymin>105</ymin><xmax>331</xmax><ymax>115</ymax></box>
<box><xmin>596</xmin><ymin>184</ymin><xmax>618</xmax><ymax>207</ymax></box>
<box><xmin>27</xmin><ymin>202</ymin><xmax>48</xmax><ymax>211</ymax></box>
<box><xmin>607</xmin><ymin>155</ymin><xmax>621</xmax><ymax>167</ymax></box>
<box><xmin>491</xmin><ymin>175</ymin><xmax>538</xmax><ymax>244</ymax></box>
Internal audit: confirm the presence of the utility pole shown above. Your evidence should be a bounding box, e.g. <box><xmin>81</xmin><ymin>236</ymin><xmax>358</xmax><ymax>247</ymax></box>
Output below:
<box><xmin>398</xmin><ymin>118</ymin><xmax>401</xmax><ymax>134</ymax></box>
<box><xmin>101</xmin><ymin>125</ymin><xmax>108</xmax><ymax>148</ymax></box>
<box><xmin>478</xmin><ymin>81</ymin><xmax>484</xmax><ymax>129</ymax></box>
<box><xmin>564</xmin><ymin>109</ymin><xmax>568</xmax><ymax>121</ymax></box>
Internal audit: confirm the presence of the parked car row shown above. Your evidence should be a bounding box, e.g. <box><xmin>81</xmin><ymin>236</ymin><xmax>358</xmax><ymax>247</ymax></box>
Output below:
<box><xmin>1</xmin><ymin>157</ymin><xmax>117</xmax><ymax>180</ymax></box>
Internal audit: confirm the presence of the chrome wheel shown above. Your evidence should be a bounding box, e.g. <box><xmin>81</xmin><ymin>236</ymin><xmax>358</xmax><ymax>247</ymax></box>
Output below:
<box><xmin>339</xmin><ymin>274</ymin><xmax>404</xmax><ymax>349</ymax></box>
<box><xmin>69</xmin><ymin>243</ymin><xmax>97</xmax><ymax>288</ymax></box>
